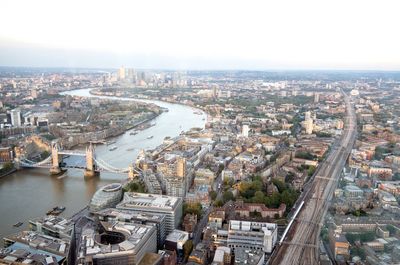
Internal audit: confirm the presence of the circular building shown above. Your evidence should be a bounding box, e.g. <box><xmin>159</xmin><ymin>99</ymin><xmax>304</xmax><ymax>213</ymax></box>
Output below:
<box><xmin>89</xmin><ymin>183</ymin><xmax>123</xmax><ymax>212</ymax></box>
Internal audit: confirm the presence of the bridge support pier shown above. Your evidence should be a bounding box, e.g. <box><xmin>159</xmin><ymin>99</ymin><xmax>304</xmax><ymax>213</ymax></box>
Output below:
<box><xmin>84</xmin><ymin>143</ymin><xmax>99</xmax><ymax>177</ymax></box>
<box><xmin>84</xmin><ymin>169</ymin><xmax>99</xmax><ymax>178</ymax></box>
<box><xmin>50</xmin><ymin>142</ymin><xmax>63</xmax><ymax>175</ymax></box>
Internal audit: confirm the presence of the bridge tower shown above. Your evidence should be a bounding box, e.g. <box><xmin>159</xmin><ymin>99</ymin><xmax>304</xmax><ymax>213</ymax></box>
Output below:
<box><xmin>50</xmin><ymin>142</ymin><xmax>61</xmax><ymax>175</ymax></box>
<box><xmin>84</xmin><ymin>143</ymin><xmax>98</xmax><ymax>177</ymax></box>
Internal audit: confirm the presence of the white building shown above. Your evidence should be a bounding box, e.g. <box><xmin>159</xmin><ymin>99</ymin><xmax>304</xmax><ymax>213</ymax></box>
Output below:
<box><xmin>212</xmin><ymin>246</ymin><xmax>231</xmax><ymax>265</ymax></box>
<box><xmin>227</xmin><ymin>220</ymin><xmax>277</xmax><ymax>254</ymax></box>
<box><xmin>242</xmin><ymin>124</ymin><xmax>249</xmax><ymax>138</ymax></box>
<box><xmin>117</xmin><ymin>192</ymin><xmax>182</xmax><ymax>234</ymax></box>
<box><xmin>10</xmin><ymin>109</ymin><xmax>21</xmax><ymax>127</ymax></box>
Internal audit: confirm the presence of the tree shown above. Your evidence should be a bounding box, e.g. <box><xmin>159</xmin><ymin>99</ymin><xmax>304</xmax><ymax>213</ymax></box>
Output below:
<box><xmin>222</xmin><ymin>191</ymin><xmax>234</xmax><ymax>203</ymax></box>
<box><xmin>265</xmin><ymin>192</ymin><xmax>281</xmax><ymax>208</ymax></box>
<box><xmin>0</xmin><ymin>162</ymin><xmax>14</xmax><ymax>174</ymax></box>
<box><xmin>272</xmin><ymin>179</ymin><xmax>287</xmax><ymax>193</ymax></box>
<box><xmin>295</xmin><ymin>151</ymin><xmax>316</xmax><ymax>160</ymax></box>
<box><xmin>214</xmin><ymin>199</ymin><xmax>224</xmax><ymax>207</ymax></box>
<box><xmin>386</xmin><ymin>225</ymin><xmax>397</xmax><ymax>236</ymax></box>
<box><xmin>307</xmin><ymin>166</ymin><xmax>316</xmax><ymax>177</ymax></box>
<box><xmin>252</xmin><ymin>191</ymin><xmax>265</xmax><ymax>203</ymax></box>
<box><xmin>252</xmin><ymin>180</ymin><xmax>264</xmax><ymax>192</ymax></box>
<box><xmin>183</xmin><ymin>202</ymin><xmax>202</xmax><ymax>218</ymax></box>
<box><xmin>183</xmin><ymin>240</ymin><xmax>193</xmax><ymax>261</ymax></box>
<box><xmin>209</xmin><ymin>190</ymin><xmax>218</xmax><ymax>200</ymax></box>
<box><xmin>124</xmin><ymin>181</ymin><xmax>146</xmax><ymax>193</ymax></box>
<box><xmin>280</xmin><ymin>189</ymin><xmax>298</xmax><ymax>208</ymax></box>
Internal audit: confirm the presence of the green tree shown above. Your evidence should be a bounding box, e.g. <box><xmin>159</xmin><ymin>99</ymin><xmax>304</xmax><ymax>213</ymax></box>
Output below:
<box><xmin>214</xmin><ymin>199</ymin><xmax>224</xmax><ymax>207</ymax></box>
<box><xmin>386</xmin><ymin>225</ymin><xmax>397</xmax><ymax>236</ymax></box>
<box><xmin>265</xmin><ymin>192</ymin><xmax>281</xmax><ymax>208</ymax></box>
<box><xmin>252</xmin><ymin>180</ymin><xmax>264</xmax><ymax>191</ymax></box>
<box><xmin>307</xmin><ymin>166</ymin><xmax>316</xmax><ymax>177</ymax></box>
<box><xmin>0</xmin><ymin>162</ymin><xmax>14</xmax><ymax>173</ymax></box>
<box><xmin>272</xmin><ymin>179</ymin><xmax>287</xmax><ymax>193</ymax></box>
<box><xmin>209</xmin><ymin>190</ymin><xmax>218</xmax><ymax>200</ymax></box>
<box><xmin>124</xmin><ymin>181</ymin><xmax>146</xmax><ymax>193</ymax></box>
<box><xmin>222</xmin><ymin>191</ymin><xmax>234</xmax><ymax>203</ymax></box>
<box><xmin>183</xmin><ymin>202</ymin><xmax>202</xmax><ymax>218</ymax></box>
<box><xmin>252</xmin><ymin>191</ymin><xmax>265</xmax><ymax>203</ymax></box>
<box><xmin>183</xmin><ymin>240</ymin><xmax>193</xmax><ymax>261</ymax></box>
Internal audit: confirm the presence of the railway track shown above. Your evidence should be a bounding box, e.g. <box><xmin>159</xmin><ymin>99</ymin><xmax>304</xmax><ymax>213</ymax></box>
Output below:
<box><xmin>269</xmin><ymin>91</ymin><xmax>357</xmax><ymax>265</ymax></box>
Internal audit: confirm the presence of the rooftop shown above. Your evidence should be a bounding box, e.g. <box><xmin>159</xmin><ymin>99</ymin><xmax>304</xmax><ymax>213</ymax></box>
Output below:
<box><xmin>79</xmin><ymin>221</ymin><xmax>156</xmax><ymax>257</ymax></box>
<box><xmin>1</xmin><ymin>242</ymin><xmax>63</xmax><ymax>265</ymax></box>
<box><xmin>118</xmin><ymin>192</ymin><xmax>180</xmax><ymax>210</ymax></box>
<box><xmin>94</xmin><ymin>208</ymin><xmax>165</xmax><ymax>223</ymax></box>
<box><xmin>137</xmin><ymin>253</ymin><xmax>162</xmax><ymax>265</ymax></box>
<box><xmin>165</xmin><ymin>229</ymin><xmax>189</xmax><ymax>242</ymax></box>
<box><xmin>234</xmin><ymin>248</ymin><xmax>264</xmax><ymax>265</ymax></box>
<box><xmin>29</xmin><ymin>215</ymin><xmax>74</xmax><ymax>237</ymax></box>
<box><xmin>4</xmin><ymin>231</ymin><xmax>70</xmax><ymax>257</ymax></box>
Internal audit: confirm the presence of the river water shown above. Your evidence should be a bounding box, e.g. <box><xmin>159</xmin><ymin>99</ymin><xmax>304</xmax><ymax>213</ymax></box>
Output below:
<box><xmin>0</xmin><ymin>88</ymin><xmax>206</xmax><ymax>242</ymax></box>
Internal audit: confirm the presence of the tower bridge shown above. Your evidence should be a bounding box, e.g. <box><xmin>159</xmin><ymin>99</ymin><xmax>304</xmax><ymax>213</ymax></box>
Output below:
<box><xmin>16</xmin><ymin>142</ymin><xmax>139</xmax><ymax>178</ymax></box>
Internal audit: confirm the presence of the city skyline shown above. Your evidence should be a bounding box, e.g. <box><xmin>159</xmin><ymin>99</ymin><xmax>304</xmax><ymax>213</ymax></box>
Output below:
<box><xmin>1</xmin><ymin>0</ymin><xmax>400</xmax><ymax>70</ymax></box>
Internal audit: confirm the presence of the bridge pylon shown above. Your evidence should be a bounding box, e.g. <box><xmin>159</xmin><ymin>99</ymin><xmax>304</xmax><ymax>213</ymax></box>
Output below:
<box><xmin>50</xmin><ymin>142</ymin><xmax>62</xmax><ymax>175</ymax></box>
<box><xmin>84</xmin><ymin>143</ymin><xmax>98</xmax><ymax>177</ymax></box>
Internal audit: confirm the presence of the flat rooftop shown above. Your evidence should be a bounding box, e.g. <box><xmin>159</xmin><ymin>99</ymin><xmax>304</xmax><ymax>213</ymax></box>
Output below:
<box><xmin>4</xmin><ymin>231</ymin><xmax>70</xmax><ymax>257</ymax></box>
<box><xmin>94</xmin><ymin>208</ymin><xmax>165</xmax><ymax>222</ymax></box>
<box><xmin>1</xmin><ymin>242</ymin><xmax>63</xmax><ymax>264</ymax></box>
<box><xmin>29</xmin><ymin>216</ymin><xmax>73</xmax><ymax>236</ymax></box>
<box><xmin>119</xmin><ymin>192</ymin><xmax>180</xmax><ymax>210</ymax></box>
<box><xmin>234</xmin><ymin>248</ymin><xmax>264</xmax><ymax>265</ymax></box>
<box><xmin>165</xmin><ymin>229</ymin><xmax>188</xmax><ymax>242</ymax></box>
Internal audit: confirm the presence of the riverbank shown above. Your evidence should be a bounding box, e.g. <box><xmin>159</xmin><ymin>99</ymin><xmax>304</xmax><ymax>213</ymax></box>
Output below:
<box><xmin>89</xmin><ymin>88</ymin><xmax>208</xmax><ymax>118</ymax></box>
<box><xmin>0</xmin><ymin>88</ymin><xmax>206</xmax><ymax>242</ymax></box>
<box><xmin>57</xmin><ymin>89</ymin><xmax>163</xmax><ymax>149</ymax></box>
<box><xmin>0</xmin><ymin>167</ymin><xmax>17</xmax><ymax>178</ymax></box>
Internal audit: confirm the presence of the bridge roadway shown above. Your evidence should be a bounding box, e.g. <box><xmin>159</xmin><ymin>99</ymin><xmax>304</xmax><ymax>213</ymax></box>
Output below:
<box><xmin>270</xmin><ymin>91</ymin><xmax>357</xmax><ymax>265</ymax></box>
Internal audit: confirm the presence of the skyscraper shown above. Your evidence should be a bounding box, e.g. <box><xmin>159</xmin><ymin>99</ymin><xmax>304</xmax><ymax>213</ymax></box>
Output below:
<box><xmin>242</xmin><ymin>124</ymin><xmax>249</xmax><ymax>137</ymax></box>
<box><xmin>314</xmin><ymin>93</ymin><xmax>320</xmax><ymax>103</ymax></box>
<box><xmin>118</xmin><ymin>66</ymin><xmax>126</xmax><ymax>80</ymax></box>
<box><xmin>10</xmin><ymin>109</ymin><xmax>21</xmax><ymax>127</ymax></box>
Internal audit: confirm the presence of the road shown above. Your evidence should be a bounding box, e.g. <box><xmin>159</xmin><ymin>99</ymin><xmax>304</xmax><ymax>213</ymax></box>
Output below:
<box><xmin>269</xmin><ymin>90</ymin><xmax>357</xmax><ymax>265</ymax></box>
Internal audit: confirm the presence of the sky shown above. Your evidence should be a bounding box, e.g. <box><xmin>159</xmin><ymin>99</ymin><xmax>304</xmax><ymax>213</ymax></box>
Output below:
<box><xmin>0</xmin><ymin>0</ymin><xmax>399</xmax><ymax>70</ymax></box>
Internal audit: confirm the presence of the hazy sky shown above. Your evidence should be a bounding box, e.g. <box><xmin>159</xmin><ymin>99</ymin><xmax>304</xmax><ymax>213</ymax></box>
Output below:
<box><xmin>1</xmin><ymin>0</ymin><xmax>399</xmax><ymax>70</ymax></box>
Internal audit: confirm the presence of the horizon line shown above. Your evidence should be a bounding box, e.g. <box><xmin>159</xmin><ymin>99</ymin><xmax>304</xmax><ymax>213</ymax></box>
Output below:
<box><xmin>1</xmin><ymin>65</ymin><xmax>400</xmax><ymax>73</ymax></box>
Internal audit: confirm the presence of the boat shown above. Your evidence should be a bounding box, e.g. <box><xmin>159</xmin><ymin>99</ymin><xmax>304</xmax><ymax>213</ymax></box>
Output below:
<box><xmin>130</xmin><ymin>131</ymin><xmax>138</xmax><ymax>135</ymax></box>
<box><xmin>13</xmin><ymin>222</ymin><xmax>23</xmax><ymax>227</ymax></box>
<box><xmin>126</xmin><ymin>147</ymin><xmax>135</xmax><ymax>151</ymax></box>
<box><xmin>46</xmin><ymin>206</ymin><xmax>66</xmax><ymax>216</ymax></box>
<box><xmin>107</xmin><ymin>140</ymin><xmax>116</xmax><ymax>145</ymax></box>
<box><xmin>147</xmin><ymin>136</ymin><xmax>154</xmax><ymax>139</ymax></box>
<box><xmin>109</xmin><ymin>146</ymin><xmax>118</xmax><ymax>151</ymax></box>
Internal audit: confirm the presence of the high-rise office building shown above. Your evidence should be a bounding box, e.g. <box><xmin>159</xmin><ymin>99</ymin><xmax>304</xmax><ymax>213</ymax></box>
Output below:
<box><xmin>303</xmin><ymin>111</ymin><xmax>313</xmax><ymax>134</ymax></box>
<box><xmin>242</xmin><ymin>124</ymin><xmax>249</xmax><ymax>137</ymax></box>
<box><xmin>118</xmin><ymin>66</ymin><xmax>126</xmax><ymax>80</ymax></box>
<box><xmin>314</xmin><ymin>93</ymin><xmax>320</xmax><ymax>103</ymax></box>
<box><xmin>10</xmin><ymin>109</ymin><xmax>21</xmax><ymax>127</ymax></box>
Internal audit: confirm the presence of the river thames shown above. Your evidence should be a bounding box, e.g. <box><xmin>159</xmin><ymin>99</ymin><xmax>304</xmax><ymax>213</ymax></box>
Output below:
<box><xmin>0</xmin><ymin>88</ymin><xmax>206</xmax><ymax>242</ymax></box>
